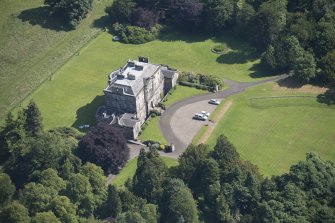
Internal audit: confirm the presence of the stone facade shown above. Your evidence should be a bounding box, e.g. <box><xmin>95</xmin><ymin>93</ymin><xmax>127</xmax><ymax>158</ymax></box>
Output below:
<box><xmin>97</xmin><ymin>57</ymin><xmax>178</xmax><ymax>139</ymax></box>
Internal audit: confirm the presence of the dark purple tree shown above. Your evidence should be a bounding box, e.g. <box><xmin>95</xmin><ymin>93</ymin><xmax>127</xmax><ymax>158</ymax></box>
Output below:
<box><xmin>169</xmin><ymin>0</ymin><xmax>204</xmax><ymax>31</ymax></box>
<box><xmin>77</xmin><ymin>122</ymin><xmax>129</xmax><ymax>174</ymax></box>
<box><xmin>130</xmin><ymin>7</ymin><xmax>159</xmax><ymax>29</ymax></box>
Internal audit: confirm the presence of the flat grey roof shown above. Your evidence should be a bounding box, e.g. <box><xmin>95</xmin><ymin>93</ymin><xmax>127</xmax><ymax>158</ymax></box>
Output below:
<box><xmin>105</xmin><ymin>60</ymin><xmax>160</xmax><ymax>96</ymax></box>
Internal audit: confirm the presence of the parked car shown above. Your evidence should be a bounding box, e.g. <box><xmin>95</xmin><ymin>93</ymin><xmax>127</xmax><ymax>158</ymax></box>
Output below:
<box><xmin>209</xmin><ymin>99</ymin><xmax>220</xmax><ymax>105</ymax></box>
<box><xmin>201</xmin><ymin>111</ymin><xmax>210</xmax><ymax>117</ymax></box>
<box><xmin>193</xmin><ymin>113</ymin><xmax>207</xmax><ymax>121</ymax></box>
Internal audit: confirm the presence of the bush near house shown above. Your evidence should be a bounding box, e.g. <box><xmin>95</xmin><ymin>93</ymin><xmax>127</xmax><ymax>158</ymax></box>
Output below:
<box><xmin>178</xmin><ymin>71</ymin><xmax>224</xmax><ymax>91</ymax></box>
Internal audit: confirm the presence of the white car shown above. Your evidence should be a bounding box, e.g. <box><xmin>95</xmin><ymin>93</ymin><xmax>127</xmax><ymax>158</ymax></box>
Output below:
<box><xmin>209</xmin><ymin>99</ymin><xmax>220</xmax><ymax>105</ymax></box>
<box><xmin>193</xmin><ymin>113</ymin><xmax>207</xmax><ymax>121</ymax></box>
<box><xmin>201</xmin><ymin>111</ymin><xmax>210</xmax><ymax>117</ymax></box>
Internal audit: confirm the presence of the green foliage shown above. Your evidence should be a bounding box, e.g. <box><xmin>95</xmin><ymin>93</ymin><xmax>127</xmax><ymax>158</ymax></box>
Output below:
<box><xmin>211</xmin><ymin>134</ymin><xmax>240</xmax><ymax>177</ymax></box>
<box><xmin>116</xmin><ymin>24</ymin><xmax>162</xmax><ymax>44</ymax></box>
<box><xmin>205</xmin><ymin>0</ymin><xmax>236</xmax><ymax>30</ymax></box>
<box><xmin>23</xmin><ymin>182</ymin><xmax>56</xmax><ymax>214</ymax></box>
<box><xmin>293</xmin><ymin>51</ymin><xmax>316</xmax><ymax>83</ymax></box>
<box><xmin>24</xmin><ymin>100</ymin><xmax>43</xmax><ymax>137</ymax></box>
<box><xmin>102</xmin><ymin>185</ymin><xmax>122</xmax><ymax>218</ymax></box>
<box><xmin>132</xmin><ymin>148</ymin><xmax>168</xmax><ymax>203</ymax></box>
<box><xmin>116</xmin><ymin>211</ymin><xmax>146</xmax><ymax>223</ymax></box>
<box><xmin>106</xmin><ymin>0</ymin><xmax>136</xmax><ymax>23</ymax></box>
<box><xmin>0</xmin><ymin>201</ymin><xmax>30</xmax><ymax>223</ymax></box>
<box><xmin>44</xmin><ymin>0</ymin><xmax>94</xmax><ymax>28</ymax></box>
<box><xmin>32</xmin><ymin>211</ymin><xmax>61</xmax><ymax>223</ymax></box>
<box><xmin>38</xmin><ymin>168</ymin><xmax>66</xmax><ymax>193</ymax></box>
<box><xmin>320</xmin><ymin>52</ymin><xmax>335</xmax><ymax>84</ymax></box>
<box><xmin>161</xmin><ymin>178</ymin><xmax>199</xmax><ymax>223</ymax></box>
<box><xmin>0</xmin><ymin>173</ymin><xmax>15</xmax><ymax>205</ymax></box>
<box><xmin>50</xmin><ymin>196</ymin><xmax>78</xmax><ymax>223</ymax></box>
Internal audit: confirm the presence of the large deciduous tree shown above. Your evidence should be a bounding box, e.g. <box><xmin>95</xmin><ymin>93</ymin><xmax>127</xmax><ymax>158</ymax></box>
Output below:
<box><xmin>77</xmin><ymin>122</ymin><xmax>129</xmax><ymax>174</ymax></box>
<box><xmin>0</xmin><ymin>173</ymin><xmax>15</xmax><ymax>205</ymax></box>
<box><xmin>293</xmin><ymin>51</ymin><xmax>316</xmax><ymax>83</ymax></box>
<box><xmin>0</xmin><ymin>201</ymin><xmax>31</xmax><ymax>223</ymax></box>
<box><xmin>320</xmin><ymin>52</ymin><xmax>335</xmax><ymax>84</ymax></box>
<box><xmin>105</xmin><ymin>0</ymin><xmax>136</xmax><ymax>23</ymax></box>
<box><xmin>44</xmin><ymin>0</ymin><xmax>93</xmax><ymax>28</ymax></box>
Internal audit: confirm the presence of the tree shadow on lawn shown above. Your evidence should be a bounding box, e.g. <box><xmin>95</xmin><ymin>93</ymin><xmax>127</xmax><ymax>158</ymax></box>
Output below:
<box><xmin>249</xmin><ymin>63</ymin><xmax>278</xmax><ymax>79</ymax></box>
<box><xmin>92</xmin><ymin>15</ymin><xmax>112</xmax><ymax>29</ymax></box>
<box><xmin>216</xmin><ymin>50</ymin><xmax>260</xmax><ymax>64</ymax></box>
<box><xmin>276</xmin><ymin>76</ymin><xmax>305</xmax><ymax>89</ymax></box>
<box><xmin>18</xmin><ymin>6</ymin><xmax>72</xmax><ymax>31</ymax></box>
<box><xmin>317</xmin><ymin>88</ymin><xmax>335</xmax><ymax>106</ymax></box>
<box><xmin>72</xmin><ymin>95</ymin><xmax>105</xmax><ymax>132</ymax></box>
<box><xmin>158</xmin><ymin>27</ymin><xmax>213</xmax><ymax>43</ymax></box>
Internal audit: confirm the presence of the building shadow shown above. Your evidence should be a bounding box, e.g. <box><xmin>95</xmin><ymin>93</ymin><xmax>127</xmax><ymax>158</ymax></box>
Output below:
<box><xmin>18</xmin><ymin>6</ymin><xmax>71</xmax><ymax>31</ymax></box>
<box><xmin>317</xmin><ymin>88</ymin><xmax>335</xmax><ymax>106</ymax></box>
<box><xmin>72</xmin><ymin>95</ymin><xmax>105</xmax><ymax>132</ymax></box>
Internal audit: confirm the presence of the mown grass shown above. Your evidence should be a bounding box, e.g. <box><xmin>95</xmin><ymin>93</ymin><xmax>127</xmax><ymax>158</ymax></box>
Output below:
<box><xmin>205</xmin><ymin>83</ymin><xmax>335</xmax><ymax>176</ymax></box>
<box><xmin>113</xmin><ymin>156</ymin><xmax>178</xmax><ymax>187</ymax></box>
<box><xmin>139</xmin><ymin>116</ymin><xmax>168</xmax><ymax>144</ymax></box>
<box><xmin>13</xmin><ymin>28</ymin><xmax>270</xmax><ymax>130</ymax></box>
<box><xmin>163</xmin><ymin>85</ymin><xmax>207</xmax><ymax>107</ymax></box>
<box><xmin>0</xmin><ymin>0</ymin><xmax>113</xmax><ymax>121</ymax></box>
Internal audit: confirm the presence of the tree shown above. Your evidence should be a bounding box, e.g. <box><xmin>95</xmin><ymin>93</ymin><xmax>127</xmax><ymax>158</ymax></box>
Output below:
<box><xmin>254</xmin><ymin>0</ymin><xmax>287</xmax><ymax>46</ymax></box>
<box><xmin>44</xmin><ymin>0</ymin><xmax>93</xmax><ymax>28</ymax></box>
<box><xmin>77</xmin><ymin>122</ymin><xmax>129</xmax><ymax>174</ymax></box>
<box><xmin>320</xmin><ymin>52</ymin><xmax>335</xmax><ymax>84</ymax></box>
<box><xmin>161</xmin><ymin>178</ymin><xmax>199</xmax><ymax>223</ymax></box>
<box><xmin>205</xmin><ymin>0</ymin><xmax>236</xmax><ymax>30</ymax></box>
<box><xmin>102</xmin><ymin>185</ymin><xmax>122</xmax><ymax>218</ymax></box>
<box><xmin>38</xmin><ymin>168</ymin><xmax>66</xmax><ymax>193</ymax></box>
<box><xmin>80</xmin><ymin>163</ymin><xmax>107</xmax><ymax>208</ymax></box>
<box><xmin>178</xmin><ymin>143</ymin><xmax>210</xmax><ymax>184</ymax></box>
<box><xmin>24</xmin><ymin>100</ymin><xmax>43</xmax><ymax>137</ymax></box>
<box><xmin>0</xmin><ymin>173</ymin><xmax>15</xmax><ymax>205</ymax></box>
<box><xmin>116</xmin><ymin>211</ymin><xmax>146</xmax><ymax>223</ymax></box>
<box><xmin>32</xmin><ymin>211</ymin><xmax>61</xmax><ymax>223</ymax></box>
<box><xmin>169</xmin><ymin>0</ymin><xmax>204</xmax><ymax>31</ymax></box>
<box><xmin>314</xmin><ymin>22</ymin><xmax>335</xmax><ymax>57</ymax></box>
<box><xmin>293</xmin><ymin>51</ymin><xmax>316</xmax><ymax>83</ymax></box>
<box><xmin>106</xmin><ymin>0</ymin><xmax>136</xmax><ymax>23</ymax></box>
<box><xmin>0</xmin><ymin>201</ymin><xmax>30</xmax><ymax>223</ymax></box>
<box><xmin>23</xmin><ymin>182</ymin><xmax>56</xmax><ymax>214</ymax></box>
<box><xmin>287</xmin><ymin>0</ymin><xmax>314</xmax><ymax>12</ymax></box>
<box><xmin>211</xmin><ymin>134</ymin><xmax>240</xmax><ymax>177</ymax></box>
<box><xmin>130</xmin><ymin>7</ymin><xmax>159</xmax><ymax>29</ymax></box>
<box><xmin>132</xmin><ymin>148</ymin><xmax>167</xmax><ymax>203</ymax></box>
<box><xmin>50</xmin><ymin>196</ymin><xmax>78</xmax><ymax>223</ymax></box>
<box><xmin>65</xmin><ymin>173</ymin><xmax>95</xmax><ymax>216</ymax></box>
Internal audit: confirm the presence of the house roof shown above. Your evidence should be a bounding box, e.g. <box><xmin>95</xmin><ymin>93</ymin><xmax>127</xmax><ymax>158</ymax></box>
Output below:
<box><xmin>118</xmin><ymin>113</ymin><xmax>140</xmax><ymax>128</ymax></box>
<box><xmin>105</xmin><ymin>60</ymin><xmax>160</xmax><ymax>96</ymax></box>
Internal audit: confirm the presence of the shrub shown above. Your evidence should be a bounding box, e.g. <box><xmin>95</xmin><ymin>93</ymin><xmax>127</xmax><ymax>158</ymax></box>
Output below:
<box><xmin>212</xmin><ymin>43</ymin><xmax>230</xmax><ymax>54</ymax></box>
<box><xmin>150</xmin><ymin>109</ymin><xmax>161</xmax><ymax>116</ymax></box>
<box><xmin>114</xmin><ymin>24</ymin><xmax>163</xmax><ymax>44</ymax></box>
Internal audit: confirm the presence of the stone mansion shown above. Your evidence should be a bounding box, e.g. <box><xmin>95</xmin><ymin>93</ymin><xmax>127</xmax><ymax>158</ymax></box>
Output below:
<box><xmin>96</xmin><ymin>57</ymin><xmax>178</xmax><ymax>139</ymax></box>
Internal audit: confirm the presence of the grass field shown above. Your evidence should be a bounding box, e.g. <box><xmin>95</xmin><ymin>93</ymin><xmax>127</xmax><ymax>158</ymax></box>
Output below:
<box><xmin>139</xmin><ymin>116</ymin><xmax>168</xmax><ymax>144</ymax></box>
<box><xmin>113</xmin><ymin>156</ymin><xmax>178</xmax><ymax>187</ymax></box>
<box><xmin>0</xmin><ymin>0</ymin><xmax>113</xmax><ymax>121</ymax></box>
<box><xmin>204</xmin><ymin>83</ymin><xmax>335</xmax><ymax>176</ymax></box>
<box><xmin>12</xmin><ymin>29</ymin><xmax>272</xmax><ymax>130</ymax></box>
<box><xmin>163</xmin><ymin>85</ymin><xmax>207</xmax><ymax>107</ymax></box>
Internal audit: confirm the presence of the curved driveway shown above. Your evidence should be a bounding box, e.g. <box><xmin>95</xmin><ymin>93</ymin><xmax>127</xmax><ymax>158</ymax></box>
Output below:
<box><xmin>160</xmin><ymin>74</ymin><xmax>289</xmax><ymax>155</ymax></box>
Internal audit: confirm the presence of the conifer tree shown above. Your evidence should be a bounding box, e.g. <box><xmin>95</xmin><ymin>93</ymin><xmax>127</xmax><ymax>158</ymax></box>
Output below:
<box><xmin>24</xmin><ymin>100</ymin><xmax>43</xmax><ymax>137</ymax></box>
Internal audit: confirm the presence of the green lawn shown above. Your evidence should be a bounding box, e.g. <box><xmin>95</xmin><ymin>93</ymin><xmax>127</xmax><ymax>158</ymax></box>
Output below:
<box><xmin>14</xmin><ymin>29</ymin><xmax>271</xmax><ymax>130</ymax></box>
<box><xmin>139</xmin><ymin>116</ymin><xmax>168</xmax><ymax>144</ymax></box>
<box><xmin>0</xmin><ymin>0</ymin><xmax>113</xmax><ymax>121</ymax></box>
<box><xmin>205</xmin><ymin>83</ymin><xmax>335</xmax><ymax>176</ymax></box>
<box><xmin>163</xmin><ymin>85</ymin><xmax>207</xmax><ymax>107</ymax></box>
<box><xmin>113</xmin><ymin>156</ymin><xmax>178</xmax><ymax>187</ymax></box>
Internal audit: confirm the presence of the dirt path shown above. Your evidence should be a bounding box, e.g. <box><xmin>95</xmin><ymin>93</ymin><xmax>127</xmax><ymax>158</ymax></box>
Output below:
<box><xmin>198</xmin><ymin>100</ymin><xmax>233</xmax><ymax>144</ymax></box>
